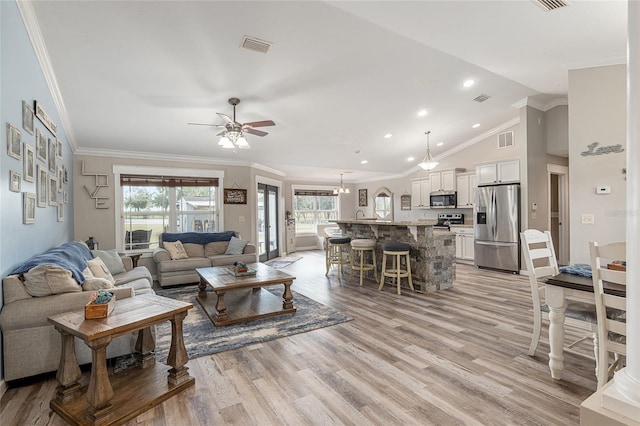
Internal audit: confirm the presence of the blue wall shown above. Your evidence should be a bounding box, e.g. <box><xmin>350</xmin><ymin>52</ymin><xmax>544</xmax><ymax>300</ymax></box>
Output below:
<box><xmin>1</xmin><ymin>0</ymin><xmax>74</xmax><ymax>380</ymax></box>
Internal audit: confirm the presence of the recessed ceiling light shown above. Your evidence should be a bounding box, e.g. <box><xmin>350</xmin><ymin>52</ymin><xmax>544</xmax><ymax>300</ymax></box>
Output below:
<box><xmin>361</xmin><ymin>160</ymin><xmax>368</xmax><ymax>164</ymax></box>
<box><xmin>437</xmin><ymin>142</ymin><xmax>444</xmax><ymax>147</ymax></box>
<box><xmin>463</xmin><ymin>79</ymin><xmax>475</xmax><ymax>88</ymax></box>
<box><xmin>384</xmin><ymin>133</ymin><xmax>392</xmax><ymax>139</ymax></box>
<box><xmin>472</xmin><ymin>123</ymin><xmax>481</xmax><ymax>128</ymax></box>
<box><xmin>407</xmin><ymin>157</ymin><xmax>415</xmax><ymax>162</ymax></box>
<box><xmin>417</xmin><ymin>110</ymin><xmax>428</xmax><ymax>117</ymax></box>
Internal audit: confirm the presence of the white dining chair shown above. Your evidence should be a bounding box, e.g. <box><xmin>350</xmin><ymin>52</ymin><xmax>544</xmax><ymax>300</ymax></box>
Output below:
<box><xmin>589</xmin><ymin>241</ymin><xmax>627</xmax><ymax>389</ymax></box>
<box><xmin>521</xmin><ymin>230</ymin><xmax>599</xmax><ymax>363</ymax></box>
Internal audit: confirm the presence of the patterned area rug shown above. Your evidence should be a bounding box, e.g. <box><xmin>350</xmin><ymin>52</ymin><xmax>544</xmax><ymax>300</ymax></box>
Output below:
<box><xmin>151</xmin><ymin>284</ymin><xmax>350</xmax><ymax>360</ymax></box>
<box><xmin>264</xmin><ymin>256</ymin><xmax>303</xmax><ymax>269</ymax></box>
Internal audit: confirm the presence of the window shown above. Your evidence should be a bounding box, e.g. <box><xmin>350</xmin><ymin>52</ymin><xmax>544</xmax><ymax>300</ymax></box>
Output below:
<box><xmin>120</xmin><ymin>174</ymin><xmax>220</xmax><ymax>250</ymax></box>
<box><xmin>293</xmin><ymin>188</ymin><xmax>338</xmax><ymax>234</ymax></box>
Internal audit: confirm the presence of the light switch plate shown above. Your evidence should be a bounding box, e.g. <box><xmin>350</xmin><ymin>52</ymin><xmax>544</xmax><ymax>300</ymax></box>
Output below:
<box><xmin>596</xmin><ymin>186</ymin><xmax>611</xmax><ymax>194</ymax></box>
<box><xmin>581</xmin><ymin>214</ymin><xmax>595</xmax><ymax>224</ymax></box>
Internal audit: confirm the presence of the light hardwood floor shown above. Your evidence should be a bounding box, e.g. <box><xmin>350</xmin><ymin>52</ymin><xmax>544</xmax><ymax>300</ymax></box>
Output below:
<box><xmin>1</xmin><ymin>250</ymin><xmax>598</xmax><ymax>425</ymax></box>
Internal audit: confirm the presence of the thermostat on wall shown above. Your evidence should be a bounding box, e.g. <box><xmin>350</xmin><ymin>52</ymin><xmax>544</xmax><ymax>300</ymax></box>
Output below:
<box><xmin>596</xmin><ymin>186</ymin><xmax>611</xmax><ymax>194</ymax></box>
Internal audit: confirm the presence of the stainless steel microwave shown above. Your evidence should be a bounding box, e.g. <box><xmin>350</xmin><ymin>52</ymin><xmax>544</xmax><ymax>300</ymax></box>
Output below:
<box><xmin>429</xmin><ymin>191</ymin><xmax>457</xmax><ymax>208</ymax></box>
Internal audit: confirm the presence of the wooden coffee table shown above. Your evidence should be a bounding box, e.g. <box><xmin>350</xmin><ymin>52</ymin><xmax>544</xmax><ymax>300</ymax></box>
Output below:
<box><xmin>196</xmin><ymin>263</ymin><xmax>296</xmax><ymax>326</ymax></box>
<box><xmin>48</xmin><ymin>294</ymin><xmax>194</xmax><ymax>426</ymax></box>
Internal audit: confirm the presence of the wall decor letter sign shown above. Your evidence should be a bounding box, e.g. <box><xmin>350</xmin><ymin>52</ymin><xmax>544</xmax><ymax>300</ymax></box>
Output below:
<box><xmin>581</xmin><ymin>142</ymin><xmax>624</xmax><ymax>156</ymax></box>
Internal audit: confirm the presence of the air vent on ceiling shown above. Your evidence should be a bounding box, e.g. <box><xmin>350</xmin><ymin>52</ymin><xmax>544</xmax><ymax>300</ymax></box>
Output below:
<box><xmin>240</xmin><ymin>36</ymin><xmax>272</xmax><ymax>54</ymax></box>
<box><xmin>531</xmin><ymin>0</ymin><xmax>570</xmax><ymax>12</ymax></box>
<box><xmin>498</xmin><ymin>131</ymin><xmax>514</xmax><ymax>149</ymax></box>
<box><xmin>473</xmin><ymin>94</ymin><xmax>491</xmax><ymax>103</ymax></box>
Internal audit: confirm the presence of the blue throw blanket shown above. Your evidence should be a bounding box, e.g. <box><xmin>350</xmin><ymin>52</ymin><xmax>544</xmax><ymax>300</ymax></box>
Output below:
<box><xmin>10</xmin><ymin>241</ymin><xmax>93</xmax><ymax>284</ymax></box>
<box><xmin>559</xmin><ymin>263</ymin><xmax>592</xmax><ymax>278</ymax></box>
<box><xmin>162</xmin><ymin>231</ymin><xmax>235</xmax><ymax>244</ymax></box>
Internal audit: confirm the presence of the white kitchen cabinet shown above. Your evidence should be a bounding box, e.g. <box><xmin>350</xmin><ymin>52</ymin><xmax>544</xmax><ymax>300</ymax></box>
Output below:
<box><xmin>456</xmin><ymin>172</ymin><xmax>477</xmax><ymax>208</ymax></box>
<box><xmin>452</xmin><ymin>227</ymin><xmax>474</xmax><ymax>262</ymax></box>
<box><xmin>429</xmin><ymin>169</ymin><xmax>459</xmax><ymax>192</ymax></box>
<box><xmin>411</xmin><ymin>178</ymin><xmax>430</xmax><ymax>208</ymax></box>
<box><xmin>476</xmin><ymin>160</ymin><xmax>520</xmax><ymax>185</ymax></box>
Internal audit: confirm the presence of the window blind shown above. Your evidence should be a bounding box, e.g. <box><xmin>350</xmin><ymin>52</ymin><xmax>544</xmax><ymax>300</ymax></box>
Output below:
<box><xmin>294</xmin><ymin>189</ymin><xmax>336</xmax><ymax>197</ymax></box>
<box><xmin>120</xmin><ymin>174</ymin><xmax>219</xmax><ymax>187</ymax></box>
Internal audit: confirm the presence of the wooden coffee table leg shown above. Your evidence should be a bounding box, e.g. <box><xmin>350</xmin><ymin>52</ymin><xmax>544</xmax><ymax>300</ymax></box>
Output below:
<box><xmin>85</xmin><ymin>336</ymin><xmax>115</xmax><ymax>424</ymax></box>
<box><xmin>54</xmin><ymin>328</ymin><xmax>82</xmax><ymax>403</ymax></box>
<box><xmin>167</xmin><ymin>311</ymin><xmax>192</xmax><ymax>386</ymax></box>
<box><xmin>198</xmin><ymin>277</ymin><xmax>208</xmax><ymax>298</ymax></box>
<box><xmin>135</xmin><ymin>326</ymin><xmax>156</xmax><ymax>369</ymax></box>
<box><xmin>282</xmin><ymin>280</ymin><xmax>294</xmax><ymax>310</ymax></box>
<box><xmin>214</xmin><ymin>290</ymin><xmax>228</xmax><ymax>322</ymax></box>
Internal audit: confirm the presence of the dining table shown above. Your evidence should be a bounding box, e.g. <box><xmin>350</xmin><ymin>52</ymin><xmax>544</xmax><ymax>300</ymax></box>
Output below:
<box><xmin>543</xmin><ymin>272</ymin><xmax>626</xmax><ymax>380</ymax></box>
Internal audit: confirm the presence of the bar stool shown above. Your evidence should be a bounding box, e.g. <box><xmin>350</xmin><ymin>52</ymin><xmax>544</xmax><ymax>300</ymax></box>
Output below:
<box><xmin>379</xmin><ymin>242</ymin><xmax>413</xmax><ymax>295</ymax></box>
<box><xmin>326</xmin><ymin>236</ymin><xmax>352</xmax><ymax>276</ymax></box>
<box><xmin>349</xmin><ymin>239</ymin><xmax>378</xmax><ymax>286</ymax></box>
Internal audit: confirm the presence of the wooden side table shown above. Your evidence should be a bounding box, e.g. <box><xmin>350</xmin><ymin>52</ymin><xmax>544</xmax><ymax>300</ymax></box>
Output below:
<box><xmin>48</xmin><ymin>294</ymin><xmax>194</xmax><ymax>425</ymax></box>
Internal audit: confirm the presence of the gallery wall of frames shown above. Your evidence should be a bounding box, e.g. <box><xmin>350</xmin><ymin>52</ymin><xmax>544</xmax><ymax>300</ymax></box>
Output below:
<box><xmin>6</xmin><ymin>100</ymin><xmax>69</xmax><ymax>224</ymax></box>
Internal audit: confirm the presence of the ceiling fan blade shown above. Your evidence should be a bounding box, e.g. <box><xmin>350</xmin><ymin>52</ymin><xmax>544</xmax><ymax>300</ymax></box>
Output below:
<box><xmin>243</xmin><ymin>120</ymin><xmax>275</xmax><ymax>128</ymax></box>
<box><xmin>187</xmin><ymin>122</ymin><xmax>225</xmax><ymax>127</ymax></box>
<box><xmin>245</xmin><ymin>128</ymin><xmax>268</xmax><ymax>137</ymax></box>
<box><xmin>216</xmin><ymin>130</ymin><xmax>227</xmax><ymax>137</ymax></box>
<box><xmin>216</xmin><ymin>113</ymin><xmax>234</xmax><ymax>124</ymax></box>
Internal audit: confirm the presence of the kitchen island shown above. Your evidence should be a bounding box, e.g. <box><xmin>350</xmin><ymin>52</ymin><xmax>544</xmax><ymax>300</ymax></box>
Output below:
<box><xmin>333</xmin><ymin>220</ymin><xmax>456</xmax><ymax>293</ymax></box>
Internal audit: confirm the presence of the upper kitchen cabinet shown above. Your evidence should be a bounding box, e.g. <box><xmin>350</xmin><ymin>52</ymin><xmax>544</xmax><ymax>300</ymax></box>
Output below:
<box><xmin>429</xmin><ymin>168</ymin><xmax>464</xmax><ymax>193</ymax></box>
<box><xmin>411</xmin><ymin>178</ymin><xmax>430</xmax><ymax>208</ymax></box>
<box><xmin>476</xmin><ymin>160</ymin><xmax>520</xmax><ymax>185</ymax></box>
<box><xmin>456</xmin><ymin>172</ymin><xmax>477</xmax><ymax>208</ymax></box>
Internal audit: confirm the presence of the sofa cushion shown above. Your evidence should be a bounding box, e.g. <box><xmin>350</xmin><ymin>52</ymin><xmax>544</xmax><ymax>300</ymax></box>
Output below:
<box><xmin>83</xmin><ymin>277</ymin><xmax>116</xmax><ymax>291</ymax></box>
<box><xmin>114</xmin><ymin>266</ymin><xmax>153</xmax><ymax>287</ymax></box>
<box><xmin>183</xmin><ymin>243</ymin><xmax>205</xmax><ymax>258</ymax></box>
<box><xmin>87</xmin><ymin>257</ymin><xmax>116</xmax><ymax>284</ymax></box>
<box><xmin>91</xmin><ymin>249</ymin><xmax>126</xmax><ymax>275</ymax></box>
<box><xmin>164</xmin><ymin>241</ymin><xmax>189</xmax><ymax>260</ymax></box>
<box><xmin>205</xmin><ymin>241</ymin><xmax>229</xmax><ymax>256</ymax></box>
<box><xmin>225</xmin><ymin>236</ymin><xmax>249</xmax><ymax>255</ymax></box>
<box><xmin>157</xmin><ymin>257</ymin><xmax>212</xmax><ymax>273</ymax></box>
<box><xmin>22</xmin><ymin>265</ymin><xmax>81</xmax><ymax>297</ymax></box>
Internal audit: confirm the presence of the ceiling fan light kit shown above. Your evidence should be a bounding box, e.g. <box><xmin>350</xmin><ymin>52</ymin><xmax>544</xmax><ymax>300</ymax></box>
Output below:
<box><xmin>418</xmin><ymin>130</ymin><xmax>439</xmax><ymax>171</ymax></box>
<box><xmin>189</xmin><ymin>97</ymin><xmax>275</xmax><ymax>150</ymax></box>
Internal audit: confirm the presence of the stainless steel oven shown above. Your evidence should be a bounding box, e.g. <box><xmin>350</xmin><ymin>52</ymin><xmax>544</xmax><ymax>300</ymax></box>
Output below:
<box><xmin>429</xmin><ymin>191</ymin><xmax>457</xmax><ymax>208</ymax></box>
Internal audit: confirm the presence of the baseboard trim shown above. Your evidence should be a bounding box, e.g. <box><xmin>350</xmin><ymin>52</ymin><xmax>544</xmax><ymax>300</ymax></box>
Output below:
<box><xmin>0</xmin><ymin>379</ymin><xmax>7</xmax><ymax>398</ymax></box>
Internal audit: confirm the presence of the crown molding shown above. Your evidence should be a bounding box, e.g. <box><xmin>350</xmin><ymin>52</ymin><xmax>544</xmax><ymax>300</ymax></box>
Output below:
<box><xmin>564</xmin><ymin>56</ymin><xmax>627</xmax><ymax>71</ymax></box>
<box><xmin>17</xmin><ymin>0</ymin><xmax>78</xmax><ymax>151</ymax></box>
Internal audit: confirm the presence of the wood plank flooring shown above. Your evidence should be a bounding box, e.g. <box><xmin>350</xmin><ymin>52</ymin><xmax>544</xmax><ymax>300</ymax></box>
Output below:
<box><xmin>1</xmin><ymin>250</ymin><xmax>598</xmax><ymax>425</ymax></box>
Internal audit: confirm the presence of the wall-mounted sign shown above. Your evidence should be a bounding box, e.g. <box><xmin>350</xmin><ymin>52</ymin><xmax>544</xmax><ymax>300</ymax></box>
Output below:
<box><xmin>224</xmin><ymin>188</ymin><xmax>247</xmax><ymax>204</ymax></box>
<box><xmin>581</xmin><ymin>142</ymin><xmax>624</xmax><ymax>156</ymax></box>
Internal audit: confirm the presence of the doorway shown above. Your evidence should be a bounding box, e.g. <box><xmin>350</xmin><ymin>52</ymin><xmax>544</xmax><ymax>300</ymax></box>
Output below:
<box><xmin>257</xmin><ymin>183</ymin><xmax>280</xmax><ymax>262</ymax></box>
<box><xmin>547</xmin><ymin>164</ymin><xmax>569</xmax><ymax>265</ymax></box>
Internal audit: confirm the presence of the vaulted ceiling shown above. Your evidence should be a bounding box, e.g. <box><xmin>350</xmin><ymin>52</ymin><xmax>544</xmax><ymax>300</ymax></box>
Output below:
<box><xmin>27</xmin><ymin>1</ymin><xmax>627</xmax><ymax>182</ymax></box>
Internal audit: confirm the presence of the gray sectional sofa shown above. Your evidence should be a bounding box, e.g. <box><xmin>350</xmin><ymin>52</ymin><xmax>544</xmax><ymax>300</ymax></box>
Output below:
<box><xmin>152</xmin><ymin>231</ymin><xmax>257</xmax><ymax>287</ymax></box>
<box><xmin>0</xmin><ymin>242</ymin><xmax>154</xmax><ymax>381</ymax></box>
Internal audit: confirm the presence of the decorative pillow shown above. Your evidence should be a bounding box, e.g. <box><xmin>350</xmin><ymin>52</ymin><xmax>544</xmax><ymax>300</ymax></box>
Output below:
<box><xmin>163</xmin><ymin>240</ymin><xmax>189</xmax><ymax>260</ymax></box>
<box><xmin>83</xmin><ymin>277</ymin><xmax>116</xmax><ymax>291</ymax></box>
<box><xmin>82</xmin><ymin>267</ymin><xmax>94</xmax><ymax>278</ymax></box>
<box><xmin>23</xmin><ymin>265</ymin><xmax>81</xmax><ymax>297</ymax></box>
<box><xmin>224</xmin><ymin>236</ymin><xmax>249</xmax><ymax>255</ymax></box>
<box><xmin>91</xmin><ymin>249</ymin><xmax>126</xmax><ymax>275</ymax></box>
<box><xmin>87</xmin><ymin>257</ymin><xmax>116</xmax><ymax>284</ymax></box>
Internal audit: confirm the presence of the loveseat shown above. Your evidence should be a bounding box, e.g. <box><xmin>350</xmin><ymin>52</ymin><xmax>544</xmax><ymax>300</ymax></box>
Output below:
<box><xmin>0</xmin><ymin>241</ymin><xmax>154</xmax><ymax>381</ymax></box>
<box><xmin>152</xmin><ymin>231</ymin><xmax>256</xmax><ymax>287</ymax></box>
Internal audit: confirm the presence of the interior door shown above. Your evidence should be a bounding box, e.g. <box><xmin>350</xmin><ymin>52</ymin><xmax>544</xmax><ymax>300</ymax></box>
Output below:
<box><xmin>257</xmin><ymin>183</ymin><xmax>280</xmax><ymax>262</ymax></box>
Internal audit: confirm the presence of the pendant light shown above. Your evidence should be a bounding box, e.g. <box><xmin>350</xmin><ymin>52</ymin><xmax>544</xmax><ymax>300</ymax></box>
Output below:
<box><xmin>418</xmin><ymin>130</ymin><xmax>439</xmax><ymax>170</ymax></box>
<box><xmin>333</xmin><ymin>172</ymin><xmax>350</xmax><ymax>195</ymax></box>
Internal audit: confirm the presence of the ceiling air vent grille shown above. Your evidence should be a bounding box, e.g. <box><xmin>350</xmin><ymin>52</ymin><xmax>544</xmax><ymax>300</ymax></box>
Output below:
<box><xmin>240</xmin><ymin>36</ymin><xmax>272</xmax><ymax>54</ymax></box>
<box><xmin>473</xmin><ymin>94</ymin><xmax>491</xmax><ymax>103</ymax></box>
<box><xmin>531</xmin><ymin>0</ymin><xmax>570</xmax><ymax>12</ymax></box>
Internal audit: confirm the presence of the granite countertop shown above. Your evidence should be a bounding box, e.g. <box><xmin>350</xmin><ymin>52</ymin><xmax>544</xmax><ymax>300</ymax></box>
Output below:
<box><xmin>449</xmin><ymin>224</ymin><xmax>475</xmax><ymax>228</ymax></box>
<box><xmin>333</xmin><ymin>219</ymin><xmax>438</xmax><ymax>226</ymax></box>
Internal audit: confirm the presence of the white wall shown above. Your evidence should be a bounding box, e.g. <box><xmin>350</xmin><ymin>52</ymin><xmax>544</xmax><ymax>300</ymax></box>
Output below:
<box><xmin>568</xmin><ymin>65</ymin><xmax>627</xmax><ymax>263</ymax></box>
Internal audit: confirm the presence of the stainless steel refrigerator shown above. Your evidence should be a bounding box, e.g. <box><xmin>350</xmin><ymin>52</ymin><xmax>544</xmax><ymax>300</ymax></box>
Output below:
<box><xmin>474</xmin><ymin>183</ymin><xmax>520</xmax><ymax>272</ymax></box>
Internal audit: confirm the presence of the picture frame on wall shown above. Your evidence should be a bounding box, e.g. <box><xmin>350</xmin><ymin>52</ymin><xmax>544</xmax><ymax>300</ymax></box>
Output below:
<box><xmin>400</xmin><ymin>194</ymin><xmax>412</xmax><ymax>210</ymax></box>
<box><xmin>22</xmin><ymin>101</ymin><xmax>34</xmax><ymax>135</ymax></box>
<box><xmin>56</xmin><ymin>139</ymin><xmax>63</xmax><ymax>158</ymax></box>
<box><xmin>10</xmin><ymin>170</ymin><xmax>21</xmax><ymax>192</ymax></box>
<box><xmin>57</xmin><ymin>202</ymin><xmax>64</xmax><ymax>222</ymax></box>
<box><xmin>23</xmin><ymin>192</ymin><xmax>36</xmax><ymax>224</ymax></box>
<box><xmin>7</xmin><ymin>123</ymin><xmax>21</xmax><ymax>160</ymax></box>
<box><xmin>223</xmin><ymin>188</ymin><xmax>247</xmax><ymax>204</ymax></box>
<box><xmin>24</xmin><ymin>143</ymin><xmax>35</xmax><ymax>182</ymax></box>
<box><xmin>37</xmin><ymin>165</ymin><xmax>48</xmax><ymax>207</ymax></box>
<box><xmin>358</xmin><ymin>188</ymin><xmax>368</xmax><ymax>207</ymax></box>
<box><xmin>49</xmin><ymin>176</ymin><xmax>58</xmax><ymax>205</ymax></box>
<box><xmin>57</xmin><ymin>167</ymin><xmax>63</xmax><ymax>192</ymax></box>
<box><xmin>34</xmin><ymin>100</ymin><xmax>57</xmax><ymax>136</ymax></box>
<box><xmin>48</xmin><ymin>139</ymin><xmax>57</xmax><ymax>172</ymax></box>
<box><xmin>36</xmin><ymin>129</ymin><xmax>47</xmax><ymax>162</ymax></box>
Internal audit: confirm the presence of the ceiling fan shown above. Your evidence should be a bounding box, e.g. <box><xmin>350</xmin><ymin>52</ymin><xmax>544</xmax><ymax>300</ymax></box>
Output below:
<box><xmin>188</xmin><ymin>97</ymin><xmax>275</xmax><ymax>149</ymax></box>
